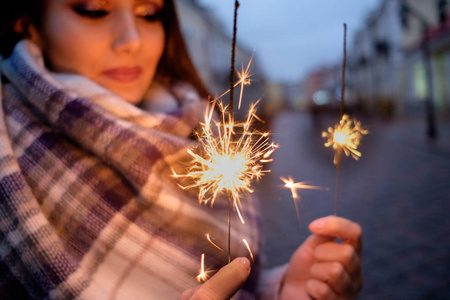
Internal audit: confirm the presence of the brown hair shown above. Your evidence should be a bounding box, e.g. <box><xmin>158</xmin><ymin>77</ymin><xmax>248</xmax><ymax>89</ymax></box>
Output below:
<box><xmin>0</xmin><ymin>0</ymin><xmax>210</xmax><ymax>98</ymax></box>
<box><xmin>0</xmin><ymin>1</ymin><xmax>45</xmax><ymax>57</ymax></box>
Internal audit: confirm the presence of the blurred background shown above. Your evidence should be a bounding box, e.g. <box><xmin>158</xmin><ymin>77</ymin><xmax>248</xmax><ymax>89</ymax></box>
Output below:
<box><xmin>174</xmin><ymin>0</ymin><xmax>450</xmax><ymax>298</ymax></box>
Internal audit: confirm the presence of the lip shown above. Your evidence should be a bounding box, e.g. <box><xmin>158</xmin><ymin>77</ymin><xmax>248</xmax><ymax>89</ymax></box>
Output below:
<box><xmin>102</xmin><ymin>66</ymin><xmax>142</xmax><ymax>82</ymax></box>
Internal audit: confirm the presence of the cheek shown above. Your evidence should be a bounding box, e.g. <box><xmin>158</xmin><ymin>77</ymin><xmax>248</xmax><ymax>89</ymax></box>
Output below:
<box><xmin>142</xmin><ymin>23</ymin><xmax>166</xmax><ymax>65</ymax></box>
<box><xmin>42</xmin><ymin>20</ymin><xmax>103</xmax><ymax>75</ymax></box>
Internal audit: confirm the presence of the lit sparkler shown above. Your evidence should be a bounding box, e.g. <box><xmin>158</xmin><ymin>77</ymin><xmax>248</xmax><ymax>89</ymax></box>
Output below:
<box><xmin>176</xmin><ymin>99</ymin><xmax>277</xmax><ymax>219</ymax></box>
<box><xmin>321</xmin><ymin>24</ymin><xmax>369</xmax><ymax>215</ymax></box>
<box><xmin>174</xmin><ymin>73</ymin><xmax>277</xmax><ymax>263</ymax></box>
<box><xmin>182</xmin><ymin>0</ymin><xmax>269</xmax><ymax>272</ymax></box>
<box><xmin>321</xmin><ymin>114</ymin><xmax>368</xmax><ymax>165</ymax></box>
<box><xmin>280</xmin><ymin>176</ymin><xmax>322</xmax><ymax>228</ymax></box>
<box><xmin>322</xmin><ymin>114</ymin><xmax>368</xmax><ymax>215</ymax></box>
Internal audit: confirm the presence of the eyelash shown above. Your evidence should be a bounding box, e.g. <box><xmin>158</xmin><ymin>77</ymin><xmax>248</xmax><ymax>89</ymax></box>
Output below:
<box><xmin>72</xmin><ymin>5</ymin><xmax>162</xmax><ymax>22</ymax></box>
<box><xmin>73</xmin><ymin>6</ymin><xmax>109</xmax><ymax>18</ymax></box>
<box><xmin>140</xmin><ymin>11</ymin><xmax>162</xmax><ymax>22</ymax></box>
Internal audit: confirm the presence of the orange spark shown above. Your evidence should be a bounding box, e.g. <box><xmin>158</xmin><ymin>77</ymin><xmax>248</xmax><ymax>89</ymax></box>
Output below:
<box><xmin>196</xmin><ymin>253</ymin><xmax>212</xmax><ymax>283</ymax></box>
<box><xmin>280</xmin><ymin>176</ymin><xmax>323</xmax><ymax>229</ymax></box>
<box><xmin>242</xmin><ymin>239</ymin><xmax>254</xmax><ymax>263</ymax></box>
<box><xmin>206</xmin><ymin>234</ymin><xmax>223</xmax><ymax>251</ymax></box>
<box><xmin>280</xmin><ymin>176</ymin><xmax>321</xmax><ymax>199</ymax></box>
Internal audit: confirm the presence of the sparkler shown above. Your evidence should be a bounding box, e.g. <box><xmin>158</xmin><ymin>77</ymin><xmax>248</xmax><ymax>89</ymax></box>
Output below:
<box><xmin>175</xmin><ymin>0</ymin><xmax>276</xmax><ymax>265</ymax></box>
<box><xmin>175</xmin><ymin>98</ymin><xmax>277</xmax><ymax>261</ymax></box>
<box><xmin>322</xmin><ymin>24</ymin><xmax>368</xmax><ymax>215</ymax></box>
<box><xmin>280</xmin><ymin>176</ymin><xmax>322</xmax><ymax>229</ymax></box>
<box><xmin>322</xmin><ymin>115</ymin><xmax>368</xmax><ymax>165</ymax></box>
<box><xmin>177</xmin><ymin>99</ymin><xmax>276</xmax><ymax>213</ymax></box>
<box><xmin>322</xmin><ymin>115</ymin><xmax>368</xmax><ymax>215</ymax></box>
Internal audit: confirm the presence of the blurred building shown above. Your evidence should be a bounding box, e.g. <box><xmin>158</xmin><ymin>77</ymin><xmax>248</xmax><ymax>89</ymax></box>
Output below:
<box><xmin>402</xmin><ymin>2</ymin><xmax>450</xmax><ymax>117</ymax></box>
<box><xmin>303</xmin><ymin>66</ymin><xmax>336</xmax><ymax>110</ymax></box>
<box><xmin>297</xmin><ymin>61</ymin><xmax>359</xmax><ymax>115</ymax></box>
<box><xmin>174</xmin><ymin>0</ymin><xmax>267</xmax><ymax>120</ymax></box>
<box><xmin>350</xmin><ymin>0</ymin><xmax>404</xmax><ymax>115</ymax></box>
<box><xmin>283</xmin><ymin>82</ymin><xmax>305</xmax><ymax>110</ymax></box>
<box><xmin>263</xmin><ymin>82</ymin><xmax>284</xmax><ymax>116</ymax></box>
<box><xmin>350</xmin><ymin>0</ymin><xmax>450</xmax><ymax>118</ymax></box>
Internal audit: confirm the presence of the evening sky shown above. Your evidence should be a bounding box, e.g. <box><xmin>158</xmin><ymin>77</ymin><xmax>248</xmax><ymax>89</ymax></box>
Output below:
<box><xmin>198</xmin><ymin>0</ymin><xmax>380</xmax><ymax>82</ymax></box>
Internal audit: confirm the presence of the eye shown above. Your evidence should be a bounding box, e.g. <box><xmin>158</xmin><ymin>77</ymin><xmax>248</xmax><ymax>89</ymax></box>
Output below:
<box><xmin>72</xmin><ymin>3</ymin><xmax>110</xmax><ymax>19</ymax></box>
<box><xmin>135</xmin><ymin>4</ymin><xmax>162</xmax><ymax>22</ymax></box>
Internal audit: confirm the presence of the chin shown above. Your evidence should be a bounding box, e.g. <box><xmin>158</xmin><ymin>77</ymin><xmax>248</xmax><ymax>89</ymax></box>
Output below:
<box><xmin>116</xmin><ymin>91</ymin><xmax>145</xmax><ymax>105</ymax></box>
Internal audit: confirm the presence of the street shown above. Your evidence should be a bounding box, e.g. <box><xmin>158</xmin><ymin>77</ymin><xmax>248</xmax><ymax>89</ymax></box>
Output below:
<box><xmin>255</xmin><ymin>111</ymin><xmax>450</xmax><ymax>299</ymax></box>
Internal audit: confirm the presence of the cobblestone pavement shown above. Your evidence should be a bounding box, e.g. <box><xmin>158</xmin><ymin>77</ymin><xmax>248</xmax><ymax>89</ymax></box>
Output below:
<box><xmin>255</xmin><ymin>111</ymin><xmax>450</xmax><ymax>299</ymax></box>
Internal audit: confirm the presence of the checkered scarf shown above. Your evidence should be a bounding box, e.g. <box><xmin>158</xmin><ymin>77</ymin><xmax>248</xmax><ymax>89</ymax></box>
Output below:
<box><xmin>0</xmin><ymin>40</ymin><xmax>261</xmax><ymax>299</ymax></box>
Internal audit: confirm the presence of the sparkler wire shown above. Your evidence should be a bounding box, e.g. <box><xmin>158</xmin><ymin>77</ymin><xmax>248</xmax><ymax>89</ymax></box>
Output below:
<box><xmin>336</xmin><ymin>23</ymin><xmax>347</xmax><ymax>215</ymax></box>
<box><xmin>229</xmin><ymin>0</ymin><xmax>240</xmax><ymax>117</ymax></box>
<box><xmin>293</xmin><ymin>194</ymin><xmax>302</xmax><ymax>230</ymax></box>
<box><xmin>227</xmin><ymin>0</ymin><xmax>239</xmax><ymax>264</ymax></box>
<box><xmin>340</xmin><ymin>23</ymin><xmax>347</xmax><ymax>118</ymax></box>
<box><xmin>227</xmin><ymin>190</ymin><xmax>232</xmax><ymax>264</ymax></box>
<box><xmin>334</xmin><ymin>148</ymin><xmax>342</xmax><ymax>215</ymax></box>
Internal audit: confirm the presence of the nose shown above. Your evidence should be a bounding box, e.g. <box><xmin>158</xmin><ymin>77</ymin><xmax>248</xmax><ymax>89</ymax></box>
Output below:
<box><xmin>112</xmin><ymin>11</ymin><xmax>141</xmax><ymax>54</ymax></box>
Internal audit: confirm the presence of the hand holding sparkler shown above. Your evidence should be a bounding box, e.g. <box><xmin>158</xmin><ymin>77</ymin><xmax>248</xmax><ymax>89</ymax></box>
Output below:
<box><xmin>277</xmin><ymin>216</ymin><xmax>363</xmax><ymax>300</ymax></box>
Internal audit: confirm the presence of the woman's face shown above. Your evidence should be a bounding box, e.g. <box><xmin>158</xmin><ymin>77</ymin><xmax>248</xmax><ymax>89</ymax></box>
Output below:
<box><xmin>34</xmin><ymin>0</ymin><xmax>165</xmax><ymax>104</ymax></box>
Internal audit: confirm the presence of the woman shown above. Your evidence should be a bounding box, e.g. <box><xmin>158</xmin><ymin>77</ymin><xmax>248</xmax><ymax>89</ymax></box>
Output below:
<box><xmin>0</xmin><ymin>0</ymin><xmax>363</xmax><ymax>299</ymax></box>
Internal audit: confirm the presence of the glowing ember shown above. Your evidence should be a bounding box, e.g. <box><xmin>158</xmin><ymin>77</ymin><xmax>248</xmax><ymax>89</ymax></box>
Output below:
<box><xmin>333</xmin><ymin>131</ymin><xmax>347</xmax><ymax>144</ymax></box>
<box><xmin>322</xmin><ymin>114</ymin><xmax>368</xmax><ymax>165</ymax></box>
<box><xmin>196</xmin><ymin>253</ymin><xmax>211</xmax><ymax>282</ymax></box>
<box><xmin>280</xmin><ymin>176</ymin><xmax>320</xmax><ymax>200</ymax></box>
<box><xmin>237</xmin><ymin>57</ymin><xmax>253</xmax><ymax>109</ymax></box>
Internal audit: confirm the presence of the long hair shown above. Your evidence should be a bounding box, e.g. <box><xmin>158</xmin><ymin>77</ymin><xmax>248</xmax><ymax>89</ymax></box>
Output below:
<box><xmin>156</xmin><ymin>0</ymin><xmax>210</xmax><ymax>98</ymax></box>
<box><xmin>0</xmin><ymin>0</ymin><xmax>210</xmax><ymax>98</ymax></box>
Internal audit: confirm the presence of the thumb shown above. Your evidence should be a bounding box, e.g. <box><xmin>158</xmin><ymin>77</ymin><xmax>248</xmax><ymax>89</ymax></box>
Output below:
<box><xmin>192</xmin><ymin>257</ymin><xmax>251</xmax><ymax>300</ymax></box>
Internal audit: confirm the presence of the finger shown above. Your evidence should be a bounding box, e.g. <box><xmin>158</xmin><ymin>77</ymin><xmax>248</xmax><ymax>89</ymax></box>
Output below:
<box><xmin>310</xmin><ymin>262</ymin><xmax>354</xmax><ymax>296</ymax></box>
<box><xmin>305</xmin><ymin>278</ymin><xmax>338</xmax><ymax>300</ymax></box>
<box><xmin>178</xmin><ymin>286</ymin><xmax>199</xmax><ymax>300</ymax></box>
<box><xmin>299</xmin><ymin>234</ymin><xmax>335</xmax><ymax>257</ymax></box>
<box><xmin>286</xmin><ymin>234</ymin><xmax>334</xmax><ymax>282</ymax></box>
<box><xmin>191</xmin><ymin>257</ymin><xmax>250</xmax><ymax>300</ymax></box>
<box><xmin>314</xmin><ymin>243</ymin><xmax>361</xmax><ymax>277</ymax></box>
<box><xmin>309</xmin><ymin>216</ymin><xmax>362</xmax><ymax>254</ymax></box>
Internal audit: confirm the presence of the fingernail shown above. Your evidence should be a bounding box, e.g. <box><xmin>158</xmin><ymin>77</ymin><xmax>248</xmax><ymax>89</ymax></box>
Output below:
<box><xmin>310</xmin><ymin>219</ymin><xmax>325</xmax><ymax>229</ymax></box>
<box><xmin>239</xmin><ymin>257</ymin><xmax>251</xmax><ymax>271</ymax></box>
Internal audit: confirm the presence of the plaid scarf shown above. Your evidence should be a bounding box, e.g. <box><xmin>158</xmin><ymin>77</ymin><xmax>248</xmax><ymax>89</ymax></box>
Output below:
<box><xmin>0</xmin><ymin>40</ymin><xmax>261</xmax><ymax>299</ymax></box>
